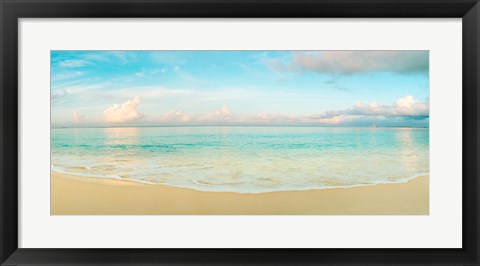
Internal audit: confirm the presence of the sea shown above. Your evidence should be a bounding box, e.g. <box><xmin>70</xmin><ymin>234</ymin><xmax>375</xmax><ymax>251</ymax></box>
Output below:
<box><xmin>51</xmin><ymin>126</ymin><xmax>429</xmax><ymax>193</ymax></box>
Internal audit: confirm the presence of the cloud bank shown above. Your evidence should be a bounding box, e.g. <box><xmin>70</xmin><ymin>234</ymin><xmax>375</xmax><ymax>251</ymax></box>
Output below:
<box><xmin>322</xmin><ymin>95</ymin><xmax>428</xmax><ymax>118</ymax></box>
<box><xmin>268</xmin><ymin>51</ymin><xmax>429</xmax><ymax>75</ymax></box>
<box><xmin>158</xmin><ymin>110</ymin><xmax>191</xmax><ymax>123</ymax></box>
<box><xmin>155</xmin><ymin>105</ymin><xmax>232</xmax><ymax>124</ymax></box>
<box><xmin>200</xmin><ymin>105</ymin><xmax>232</xmax><ymax>122</ymax></box>
<box><xmin>103</xmin><ymin>96</ymin><xmax>144</xmax><ymax>123</ymax></box>
<box><xmin>58</xmin><ymin>96</ymin><xmax>428</xmax><ymax>127</ymax></box>
<box><xmin>309</xmin><ymin>95</ymin><xmax>429</xmax><ymax>125</ymax></box>
<box><xmin>151</xmin><ymin>96</ymin><xmax>428</xmax><ymax>126</ymax></box>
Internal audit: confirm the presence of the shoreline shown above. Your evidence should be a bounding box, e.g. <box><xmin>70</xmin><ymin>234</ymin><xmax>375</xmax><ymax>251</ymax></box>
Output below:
<box><xmin>51</xmin><ymin>168</ymin><xmax>427</xmax><ymax>194</ymax></box>
<box><xmin>52</xmin><ymin>171</ymin><xmax>429</xmax><ymax>215</ymax></box>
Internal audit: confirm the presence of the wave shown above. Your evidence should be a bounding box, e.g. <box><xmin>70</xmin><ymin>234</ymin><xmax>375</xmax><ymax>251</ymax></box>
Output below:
<box><xmin>51</xmin><ymin>164</ymin><xmax>427</xmax><ymax>194</ymax></box>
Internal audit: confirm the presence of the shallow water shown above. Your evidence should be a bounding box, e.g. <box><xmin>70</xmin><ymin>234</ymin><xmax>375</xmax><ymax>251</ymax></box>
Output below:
<box><xmin>51</xmin><ymin>126</ymin><xmax>429</xmax><ymax>193</ymax></box>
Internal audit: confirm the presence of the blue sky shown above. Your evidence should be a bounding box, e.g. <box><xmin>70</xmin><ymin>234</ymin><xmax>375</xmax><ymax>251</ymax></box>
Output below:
<box><xmin>51</xmin><ymin>50</ymin><xmax>429</xmax><ymax>127</ymax></box>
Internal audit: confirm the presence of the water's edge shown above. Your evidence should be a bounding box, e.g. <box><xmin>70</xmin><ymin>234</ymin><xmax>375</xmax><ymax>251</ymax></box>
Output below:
<box><xmin>51</xmin><ymin>166</ymin><xmax>427</xmax><ymax>194</ymax></box>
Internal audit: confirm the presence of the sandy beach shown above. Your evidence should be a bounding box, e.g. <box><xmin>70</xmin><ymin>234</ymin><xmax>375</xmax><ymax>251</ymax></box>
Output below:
<box><xmin>51</xmin><ymin>171</ymin><xmax>429</xmax><ymax>215</ymax></box>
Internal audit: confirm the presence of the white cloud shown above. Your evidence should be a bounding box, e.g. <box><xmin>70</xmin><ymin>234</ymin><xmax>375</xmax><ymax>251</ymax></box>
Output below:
<box><xmin>269</xmin><ymin>51</ymin><xmax>429</xmax><ymax>75</ymax></box>
<box><xmin>158</xmin><ymin>110</ymin><xmax>191</xmax><ymax>123</ymax></box>
<box><xmin>59</xmin><ymin>59</ymin><xmax>88</xmax><ymax>68</ymax></box>
<box><xmin>347</xmin><ymin>95</ymin><xmax>428</xmax><ymax>117</ymax></box>
<box><xmin>154</xmin><ymin>105</ymin><xmax>234</xmax><ymax>124</ymax></box>
<box><xmin>133</xmin><ymin>68</ymin><xmax>171</xmax><ymax>78</ymax></box>
<box><xmin>72</xmin><ymin>111</ymin><xmax>84</xmax><ymax>124</ymax></box>
<box><xmin>103</xmin><ymin>96</ymin><xmax>144</xmax><ymax>123</ymax></box>
<box><xmin>152</xmin><ymin>96</ymin><xmax>427</xmax><ymax>126</ymax></box>
<box><xmin>200</xmin><ymin>105</ymin><xmax>233</xmax><ymax>122</ymax></box>
<box><xmin>392</xmin><ymin>95</ymin><xmax>429</xmax><ymax>116</ymax></box>
<box><xmin>99</xmin><ymin>96</ymin><xmax>427</xmax><ymax>126</ymax></box>
<box><xmin>52</xmin><ymin>71</ymin><xmax>84</xmax><ymax>82</ymax></box>
<box><xmin>311</xmin><ymin>95</ymin><xmax>429</xmax><ymax>124</ymax></box>
<box><xmin>134</xmin><ymin>71</ymin><xmax>145</xmax><ymax>78</ymax></box>
<box><xmin>316</xmin><ymin>115</ymin><xmax>354</xmax><ymax>125</ymax></box>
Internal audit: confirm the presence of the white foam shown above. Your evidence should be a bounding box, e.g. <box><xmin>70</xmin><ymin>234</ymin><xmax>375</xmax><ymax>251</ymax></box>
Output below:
<box><xmin>51</xmin><ymin>165</ymin><xmax>427</xmax><ymax>194</ymax></box>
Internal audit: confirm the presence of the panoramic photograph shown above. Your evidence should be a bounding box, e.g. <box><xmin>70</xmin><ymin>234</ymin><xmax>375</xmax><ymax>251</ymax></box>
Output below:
<box><xmin>51</xmin><ymin>50</ymin><xmax>429</xmax><ymax>215</ymax></box>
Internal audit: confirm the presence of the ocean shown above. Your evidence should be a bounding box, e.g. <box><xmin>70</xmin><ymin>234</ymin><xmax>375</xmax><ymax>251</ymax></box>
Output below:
<box><xmin>51</xmin><ymin>126</ymin><xmax>429</xmax><ymax>193</ymax></box>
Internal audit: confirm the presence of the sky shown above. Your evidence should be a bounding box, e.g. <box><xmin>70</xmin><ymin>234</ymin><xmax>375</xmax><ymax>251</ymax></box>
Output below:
<box><xmin>51</xmin><ymin>50</ymin><xmax>429</xmax><ymax>127</ymax></box>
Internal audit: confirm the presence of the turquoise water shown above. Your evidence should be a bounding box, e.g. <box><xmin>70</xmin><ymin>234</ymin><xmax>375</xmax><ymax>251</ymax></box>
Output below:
<box><xmin>51</xmin><ymin>126</ymin><xmax>429</xmax><ymax>193</ymax></box>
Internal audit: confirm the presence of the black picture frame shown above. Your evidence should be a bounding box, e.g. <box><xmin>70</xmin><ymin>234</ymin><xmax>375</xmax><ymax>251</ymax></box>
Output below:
<box><xmin>1</xmin><ymin>0</ymin><xmax>479</xmax><ymax>265</ymax></box>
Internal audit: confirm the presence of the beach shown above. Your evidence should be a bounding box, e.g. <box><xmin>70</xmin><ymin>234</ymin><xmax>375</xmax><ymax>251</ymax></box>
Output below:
<box><xmin>51</xmin><ymin>171</ymin><xmax>429</xmax><ymax>215</ymax></box>
<box><xmin>50</xmin><ymin>50</ymin><xmax>430</xmax><ymax>216</ymax></box>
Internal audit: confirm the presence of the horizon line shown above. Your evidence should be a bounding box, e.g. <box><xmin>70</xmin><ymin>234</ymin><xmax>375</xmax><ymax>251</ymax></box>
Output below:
<box><xmin>51</xmin><ymin>125</ymin><xmax>429</xmax><ymax>129</ymax></box>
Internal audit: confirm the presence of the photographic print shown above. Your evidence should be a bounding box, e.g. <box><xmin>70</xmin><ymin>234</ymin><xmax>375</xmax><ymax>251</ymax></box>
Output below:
<box><xmin>51</xmin><ymin>51</ymin><xmax>429</xmax><ymax>215</ymax></box>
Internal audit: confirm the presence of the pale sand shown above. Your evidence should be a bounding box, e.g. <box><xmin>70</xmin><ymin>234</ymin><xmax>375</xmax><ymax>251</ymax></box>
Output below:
<box><xmin>51</xmin><ymin>171</ymin><xmax>429</xmax><ymax>215</ymax></box>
